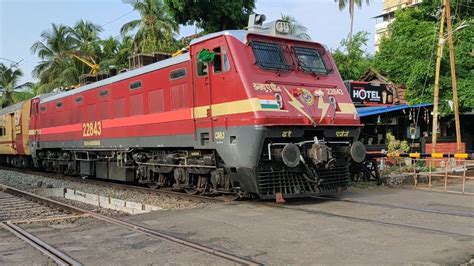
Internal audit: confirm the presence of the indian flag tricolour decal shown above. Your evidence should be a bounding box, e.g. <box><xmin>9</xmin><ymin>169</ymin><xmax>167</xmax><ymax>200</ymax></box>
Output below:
<box><xmin>258</xmin><ymin>95</ymin><xmax>280</xmax><ymax>109</ymax></box>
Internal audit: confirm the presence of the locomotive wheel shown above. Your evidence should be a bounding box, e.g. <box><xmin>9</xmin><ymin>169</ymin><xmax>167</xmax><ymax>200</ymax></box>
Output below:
<box><xmin>147</xmin><ymin>183</ymin><xmax>160</xmax><ymax>189</ymax></box>
<box><xmin>184</xmin><ymin>187</ymin><xmax>199</xmax><ymax>195</ymax></box>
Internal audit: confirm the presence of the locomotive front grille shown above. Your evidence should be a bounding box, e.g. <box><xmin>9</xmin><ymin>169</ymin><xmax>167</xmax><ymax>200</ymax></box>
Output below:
<box><xmin>257</xmin><ymin>166</ymin><xmax>349</xmax><ymax>198</ymax></box>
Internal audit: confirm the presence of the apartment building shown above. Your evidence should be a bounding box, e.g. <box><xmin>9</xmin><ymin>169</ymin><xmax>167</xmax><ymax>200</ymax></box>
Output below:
<box><xmin>374</xmin><ymin>0</ymin><xmax>423</xmax><ymax>51</ymax></box>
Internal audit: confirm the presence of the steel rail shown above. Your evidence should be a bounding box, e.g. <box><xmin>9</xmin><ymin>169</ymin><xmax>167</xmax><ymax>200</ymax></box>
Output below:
<box><xmin>1</xmin><ymin>221</ymin><xmax>82</xmax><ymax>266</ymax></box>
<box><xmin>261</xmin><ymin>202</ymin><xmax>474</xmax><ymax>239</ymax></box>
<box><xmin>0</xmin><ymin>184</ymin><xmax>261</xmax><ymax>266</ymax></box>
<box><xmin>313</xmin><ymin>196</ymin><xmax>474</xmax><ymax>218</ymax></box>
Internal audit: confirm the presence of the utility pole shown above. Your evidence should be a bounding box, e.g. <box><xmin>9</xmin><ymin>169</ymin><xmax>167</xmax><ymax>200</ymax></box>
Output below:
<box><xmin>431</xmin><ymin>5</ymin><xmax>445</xmax><ymax>153</ymax></box>
<box><xmin>444</xmin><ymin>0</ymin><xmax>462</xmax><ymax>152</ymax></box>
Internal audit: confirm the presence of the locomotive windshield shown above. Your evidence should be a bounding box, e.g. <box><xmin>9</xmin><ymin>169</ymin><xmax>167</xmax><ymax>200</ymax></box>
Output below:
<box><xmin>250</xmin><ymin>41</ymin><xmax>291</xmax><ymax>71</ymax></box>
<box><xmin>293</xmin><ymin>46</ymin><xmax>328</xmax><ymax>74</ymax></box>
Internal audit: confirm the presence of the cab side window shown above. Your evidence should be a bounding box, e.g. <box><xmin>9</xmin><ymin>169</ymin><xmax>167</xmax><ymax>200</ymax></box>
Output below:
<box><xmin>213</xmin><ymin>47</ymin><xmax>222</xmax><ymax>73</ymax></box>
<box><xmin>222</xmin><ymin>47</ymin><xmax>230</xmax><ymax>72</ymax></box>
<box><xmin>197</xmin><ymin>61</ymin><xmax>208</xmax><ymax>76</ymax></box>
<box><xmin>212</xmin><ymin>46</ymin><xmax>231</xmax><ymax>74</ymax></box>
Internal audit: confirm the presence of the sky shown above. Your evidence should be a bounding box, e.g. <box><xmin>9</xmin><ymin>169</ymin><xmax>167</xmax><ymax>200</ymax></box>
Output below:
<box><xmin>0</xmin><ymin>0</ymin><xmax>383</xmax><ymax>84</ymax></box>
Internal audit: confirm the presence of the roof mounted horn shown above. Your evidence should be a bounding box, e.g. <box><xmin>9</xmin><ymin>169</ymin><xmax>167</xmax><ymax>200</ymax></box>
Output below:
<box><xmin>247</xmin><ymin>13</ymin><xmax>267</xmax><ymax>31</ymax></box>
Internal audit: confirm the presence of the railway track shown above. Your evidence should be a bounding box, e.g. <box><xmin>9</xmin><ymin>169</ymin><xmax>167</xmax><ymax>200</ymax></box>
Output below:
<box><xmin>0</xmin><ymin>184</ymin><xmax>261</xmax><ymax>266</ymax></box>
<box><xmin>260</xmin><ymin>201</ymin><xmax>474</xmax><ymax>239</ymax></box>
<box><xmin>0</xmin><ymin>191</ymin><xmax>76</xmax><ymax>223</ymax></box>
<box><xmin>314</xmin><ymin>196</ymin><xmax>474</xmax><ymax>218</ymax></box>
<box><xmin>0</xmin><ymin>166</ymin><xmax>226</xmax><ymax>203</ymax></box>
<box><xmin>1</xmin><ymin>221</ymin><xmax>82</xmax><ymax>266</ymax></box>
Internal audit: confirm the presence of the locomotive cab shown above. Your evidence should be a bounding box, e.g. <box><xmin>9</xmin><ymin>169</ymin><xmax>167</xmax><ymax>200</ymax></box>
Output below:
<box><xmin>185</xmin><ymin>15</ymin><xmax>364</xmax><ymax>199</ymax></box>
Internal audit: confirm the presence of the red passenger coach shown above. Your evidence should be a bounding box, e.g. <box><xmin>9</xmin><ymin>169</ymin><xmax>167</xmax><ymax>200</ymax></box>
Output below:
<box><xmin>25</xmin><ymin>14</ymin><xmax>366</xmax><ymax>199</ymax></box>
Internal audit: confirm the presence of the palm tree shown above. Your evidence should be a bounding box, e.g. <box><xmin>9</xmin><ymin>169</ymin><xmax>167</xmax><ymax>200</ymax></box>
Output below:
<box><xmin>121</xmin><ymin>0</ymin><xmax>179</xmax><ymax>53</ymax></box>
<box><xmin>30</xmin><ymin>23</ymin><xmax>78</xmax><ymax>93</ymax></box>
<box><xmin>336</xmin><ymin>0</ymin><xmax>370</xmax><ymax>41</ymax></box>
<box><xmin>70</xmin><ymin>20</ymin><xmax>103</xmax><ymax>57</ymax></box>
<box><xmin>0</xmin><ymin>64</ymin><xmax>32</xmax><ymax>107</ymax></box>
<box><xmin>281</xmin><ymin>14</ymin><xmax>311</xmax><ymax>40</ymax></box>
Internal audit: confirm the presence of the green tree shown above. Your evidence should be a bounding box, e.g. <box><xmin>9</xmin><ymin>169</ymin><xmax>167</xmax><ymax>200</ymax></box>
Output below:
<box><xmin>164</xmin><ymin>0</ymin><xmax>255</xmax><ymax>33</ymax></box>
<box><xmin>332</xmin><ymin>31</ymin><xmax>371</xmax><ymax>81</ymax></box>
<box><xmin>281</xmin><ymin>14</ymin><xmax>311</xmax><ymax>40</ymax></box>
<box><xmin>0</xmin><ymin>64</ymin><xmax>32</xmax><ymax>107</ymax></box>
<box><xmin>335</xmin><ymin>0</ymin><xmax>371</xmax><ymax>41</ymax></box>
<box><xmin>30</xmin><ymin>23</ymin><xmax>77</xmax><ymax>93</ymax></box>
<box><xmin>71</xmin><ymin>20</ymin><xmax>103</xmax><ymax>56</ymax></box>
<box><xmin>121</xmin><ymin>0</ymin><xmax>179</xmax><ymax>53</ymax></box>
<box><xmin>373</xmin><ymin>0</ymin><xmax>474</xmax><ymax>114</ymax></box>
<box><xmin>31</xmin><ymin>21</ymin><xmax>104</xmax><ymax>93</ymax></box>
<box><xmin>99</xmin><ymin>35</ymin><xmax>134</xmax><ymax>70</ymax></box>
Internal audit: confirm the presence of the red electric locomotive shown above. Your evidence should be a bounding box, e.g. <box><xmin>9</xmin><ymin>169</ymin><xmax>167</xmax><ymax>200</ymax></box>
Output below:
<box><xmin>15</xmin><ymin>15</ymin><xmax>366</xmax><ymax>199</ymax></box>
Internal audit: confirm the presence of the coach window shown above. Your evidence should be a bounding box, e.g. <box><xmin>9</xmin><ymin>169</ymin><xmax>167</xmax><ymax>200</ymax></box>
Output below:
<box><xmin>56</xmin><ymin>101</ymin><xmax>63</xmax><ymax>108</ymax></box>
<box><xmin>40</xmin><ymin>106</ymin><xmax>46</xmax><ymax>112</ymax></box>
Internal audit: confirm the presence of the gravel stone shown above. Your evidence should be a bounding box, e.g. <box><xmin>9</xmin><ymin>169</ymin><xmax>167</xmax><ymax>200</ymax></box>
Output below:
<box><xmin>0</xmin><ymin>169</ymin><xmax>213</xmax><ymax>212</ymax></box>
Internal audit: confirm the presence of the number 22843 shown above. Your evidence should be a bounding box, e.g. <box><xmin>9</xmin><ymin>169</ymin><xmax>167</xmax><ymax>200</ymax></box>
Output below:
<box><xmin>82</xmin><ymin>121</ymin><xmax>102</xmax><ymax>137</ymax></box>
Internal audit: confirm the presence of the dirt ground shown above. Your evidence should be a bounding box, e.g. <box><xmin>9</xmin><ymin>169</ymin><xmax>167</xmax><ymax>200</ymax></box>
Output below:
<box><xmin>1</xmin><ymin>186</ymin><xmax>473</xmax><ymax>265</ymax></box>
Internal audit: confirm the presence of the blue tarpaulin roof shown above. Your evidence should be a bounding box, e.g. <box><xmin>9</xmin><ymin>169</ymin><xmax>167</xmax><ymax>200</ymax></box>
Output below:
<box><xmin>357</xmin><ymin>103</ymin><xmax>433</xmax><ymax>117</ymax></box>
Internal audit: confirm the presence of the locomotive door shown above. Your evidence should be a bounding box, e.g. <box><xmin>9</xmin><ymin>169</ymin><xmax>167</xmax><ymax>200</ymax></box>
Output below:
<box><xmin>192</xmin><ymin>41</ymin><xmax>214</xmax><ymax>145</ymax></box>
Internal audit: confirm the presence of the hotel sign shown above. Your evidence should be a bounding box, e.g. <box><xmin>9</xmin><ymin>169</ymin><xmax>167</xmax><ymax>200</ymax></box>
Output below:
<box><xmin>345</xmin><ymin>82</ymin><xmax>393</xmax><ymax>106</ymax></box>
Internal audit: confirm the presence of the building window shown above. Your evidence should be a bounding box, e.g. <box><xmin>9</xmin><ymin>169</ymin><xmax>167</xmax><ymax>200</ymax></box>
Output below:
<box><xmin>0</xmin><ymin>127</ymin><xmax>5</xmax><ymax>136</ymax></box>
<box><xmin>129</xmin><ymin>80</ymin><xmax>142</xmax><ymax>90</ymax></box>
<box><xmin>170</xmin><ymin>68</ymin><xmax>186</xmax><ymax>80</ymax></box>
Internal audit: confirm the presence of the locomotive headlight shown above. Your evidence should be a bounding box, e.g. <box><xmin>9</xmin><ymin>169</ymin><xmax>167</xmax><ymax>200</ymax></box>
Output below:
<box><xmin>275</xmin><ymin>93</ymin><xmax>284</xmax><ymax>109</ymax></box>
<box><xmin>281</xmin><ymin>143</ymin><xmax>301</xmax><ymax>168</ymax></box>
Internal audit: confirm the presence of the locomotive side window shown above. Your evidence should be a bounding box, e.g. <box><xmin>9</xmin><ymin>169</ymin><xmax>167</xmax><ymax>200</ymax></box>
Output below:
<box><xmin>170</xmin><ymin>68</ymin><xmax>186</xmax><ymax>80</ymax></box>
<box><xmin>213</xmin><ymin>47</ymin><xmax>222</xmax><ymax>73</ymax></box>
<box><xmin>99</xmin><ymin>89</ymin><xmax>109</xmax><ymax>97</ymax></box>
<box><xmin>250</xmin><ymin>41</ymin><xmax>290</xmax><ymax>71</ymax></box>
<box><xmin>197</xmin><ymin>61</ymin><xmax>208</xmax><ymax>76</ymax></box>
<box><xmin>222</xmin><ymin>47</ymin><xmax>230</xmax><ymax>72</ymax></box>
<box><xmin>293</xmin><ymin>46</ymin><xmax>328</xmax><ymax>74</ymax></box>
<box><xmin>129</xmin><ymin>80</ymin><xmax>142</xmax><ymax>90</ymax></box>
<box><xmin>75</xmin><ymin>96</ymin><xmax>83</xmax><ymax>103</ymax></box>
